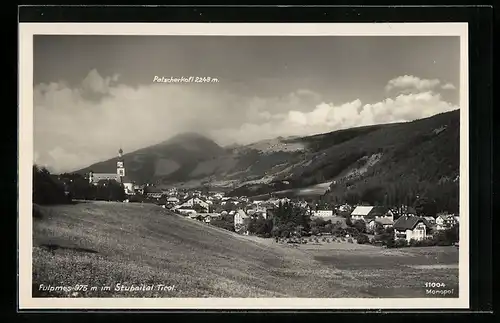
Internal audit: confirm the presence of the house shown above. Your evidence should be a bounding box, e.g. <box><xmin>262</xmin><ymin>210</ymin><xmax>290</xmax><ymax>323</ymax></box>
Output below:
<box><xmin>350</xmin><ymin>206</ymin><xmax>394</xmax><ymax>223</ymax></box>
<box><xmin>167</xmin><ymin>196</ymin><xmax>180</xmax><ymax>204</ymax></box>
<box><xmin>199</xmin><ymin>213</ymin><xmax>221</xmax><ymax>224</ymax></box>
<box><xmin>246</xmin><ymin>204</ymin><xmax>268</xmax><ymax>219</ymax></box>
<box><xmin>121</xmin><ymin>176</ymin><xmax>135</xmax><ymax>195</ymax></box>
<box><xmin>234</xmin><ymin>209</ymin><xmax>249</xmax><ymax>235</ymax></box>
<box><xmin>177</xmin><ymin>207</ymin><xmax>197</xmax><ymax>215</ymax></box>
<box><xmin>312</xmin><ymin>209</ymin><xmax>334</xmax><ymax>218</ymax></box>
<box><xmin>436</xmin><ymin>213</ymin><xmax>457</xmax><ymax>231</ymax></box>
<box><xmin>175</xmin><ymin>197</ymin><xmax>210</xmax><ymax>213</ymax></box>
<box><xmin>367</xmin><ymin>217</ymin><xmax>394</xmax><ymax>231</ymax></box>
<box><xmin>338</xmin><ymin>204</ymin><xmax>352</xmax><ymax>213</ymax></box>
<box><xmin>393</xmin><ymin>216</ymin><xmax>432</xmax><ymax>242</ymax></box>
<box><xmin>144</xmin><ymin>186</ymin><xmax>163</xmax><ymax>199</ymax></box>
<box><xmin>221</xmin><ymin>198</ymin><xmax>239</xmax><ymax>206</ymax></box>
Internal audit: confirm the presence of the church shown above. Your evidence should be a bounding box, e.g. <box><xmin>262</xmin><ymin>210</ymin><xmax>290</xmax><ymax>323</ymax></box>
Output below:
<box><xmin>88</xmin><ymin>148</ymin><xmax>135</xmax><ymax>195</ymax></box>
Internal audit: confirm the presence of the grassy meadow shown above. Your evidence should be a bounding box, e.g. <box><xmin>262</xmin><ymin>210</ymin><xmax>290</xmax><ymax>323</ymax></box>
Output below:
<box><xmin>32</xmin><ymin>201</ymin><xmax>459</xmax><ymax>298</ymax></box>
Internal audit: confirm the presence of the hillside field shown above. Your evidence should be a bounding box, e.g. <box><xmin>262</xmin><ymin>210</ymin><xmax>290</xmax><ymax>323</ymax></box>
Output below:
<box><xmin>32</xmin><ymin>201</ymin><xmax>459</xmax><ymax>298</ymax></box>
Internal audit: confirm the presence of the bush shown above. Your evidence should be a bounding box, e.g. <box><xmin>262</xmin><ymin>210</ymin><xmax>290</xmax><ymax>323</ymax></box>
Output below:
<box><xmin>347</xmin><ymin>238</ymin><xmax>354</xmax><ymax>243</ymax></box>
<box><xmin>357</xmin><ymin>234</ymin><xmax>370</xmax><ymax>244</ymax></box>
<box><xmin>211</xmin><ymin>218</ymin><xmax>235</xmax><ymax>232</ymax></box>
<box><xmin>385</xmin><ymin>238</ymin><xmax>396</xmax><ymax>248</ymax></box>
<box><xmin>394</xmin><ymin>239</ymin><xmax>408</xmax><ymax>248</ymax></box>
<box><xmin>421</xmin><ymin>238</ymin><xmax>437</xmax><ymax>246</ymax></box>
<box><xmin>432</xmin><ymin>226</ymin><xmax>459</xmax><ymax>246</ymax></box>
<box><xmin>353</xmin><ymin>220</ymin><xmax>367</xmax><ymax>234</ymax></box>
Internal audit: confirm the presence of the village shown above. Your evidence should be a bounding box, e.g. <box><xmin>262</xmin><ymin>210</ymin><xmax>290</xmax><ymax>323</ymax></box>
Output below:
<box><xmin>122</xmin><ymin>183</ymin><xmax>460</xmax><ymax>248</ymax></box>
<box><xmin>47</xmin><ymin>145</ymin><xmax>460</xmax><ymax>250</ymax></box>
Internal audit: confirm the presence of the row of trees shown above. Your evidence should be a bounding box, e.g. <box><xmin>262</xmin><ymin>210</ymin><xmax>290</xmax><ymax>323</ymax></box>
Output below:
<box><xmin>33</xmin><ymin>165</ymin><xmax>71</xmax><ymax>205</ymax></box>
<box><xmin>33</xmin><ymin>166</ymin><xmax>127</xmax><ymax>206</ymax></box>
<box><xmin>58</xmin><ymin>172</ymin><xmax>126</xmax><ymax>202</ymax></box>
<box><xmin>210</xmin><ymin>213</ymin><xmax>235</xmax><ymax>232</ymax></box>
<box><xmin>327</xmin><ymin>179</ymin><xmax>459</xmax><ymax>217</ymax></box>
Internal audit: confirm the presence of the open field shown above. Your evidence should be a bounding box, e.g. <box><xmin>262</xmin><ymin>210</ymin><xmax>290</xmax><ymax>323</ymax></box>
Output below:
<box><xmin>32</xmin><ymin>201</ymin><xmax>459</xmax><ymax>298</ymax></box>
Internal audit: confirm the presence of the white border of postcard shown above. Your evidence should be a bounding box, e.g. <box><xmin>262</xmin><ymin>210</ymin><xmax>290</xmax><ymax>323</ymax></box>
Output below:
<box><xmin>18</xmin><ymin>22</ymin><xmax>469</xmax><ymax>310</ymax></box>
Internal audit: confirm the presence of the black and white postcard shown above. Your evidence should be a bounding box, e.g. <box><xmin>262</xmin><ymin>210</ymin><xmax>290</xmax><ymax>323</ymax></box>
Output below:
<box><xmin>18</xmin><ymin>22</ymin><xmax>469</xmax><ymax>309</ymax></box>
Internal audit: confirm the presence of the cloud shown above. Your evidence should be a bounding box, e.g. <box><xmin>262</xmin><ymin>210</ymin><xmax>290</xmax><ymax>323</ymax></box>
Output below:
<box><xmin>441</xmin><ymin>82</ymin><xmax>456</xmax><ymax>90</ymax></box>
<box><xmin>33</xmin><ymin>70</ymin><xmax>459</xmax><ymax>173</ymax></box>
<box><xmin>211</xmin><ymin>92</ymin><xmax>458</xmax><ymax>145</ymax></box>
<box><xmin>385</xmin><ymin>75</ymin><xmax>441</xmax><ymax>93</ymax></box>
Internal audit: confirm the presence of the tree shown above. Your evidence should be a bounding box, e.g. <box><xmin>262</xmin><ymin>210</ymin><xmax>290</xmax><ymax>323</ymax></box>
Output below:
<box><xmin>193</xmin><ymin>203</ymin><xmax>207</xmax><ymax>213</ymax></box>
<box><xmin>345</xmin><ymin>216</ymin><xmax>353</xmax><ymax>227</ymax></box>
<box><xmin>94</xmin><ymin>180</ymin><xmax>125</xmax><ymax>201</ymax></box>
<box><xmin>33</xmin><ymin>165</ymin><xmax>71</xmax><ymax>205</ymax></box>
<box><xmin>433</xmin><ymin>224</ymin><xmax>459</xmax><ymax>246</ymax></box>
<box><xmin>353</xmin><ymin>220</ymin><xmax>366</xmax><ymax>233</ymax></box>
<box><xmin>357</xmin><ymin>234</ymin><xmax>370</xmax><ymax>244</ymax></box>
<box><xmin>375</xmin><ymin>227</ymin><xmax>395</xmax><ymax>247</ymax></box>
<box><xmin>414</xmin><ymin>196</ymin><xmax>438</xmax><ymax>217</ymax></box>
<box><xmin>374</xmin><ymin>222</ymin><xmax>385</xmax><ymax>235</ymax></box>
<box><xmin>360</xmin><ymin>186</ymin><xmax>385</xmax><ymax>205</ymax></box>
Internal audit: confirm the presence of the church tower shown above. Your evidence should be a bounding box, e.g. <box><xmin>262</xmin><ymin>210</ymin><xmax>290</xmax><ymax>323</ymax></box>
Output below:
<box><xmin>117</xmin><ymin>147</ymin><xmax>125</xmax><ymax>178</ymax></box>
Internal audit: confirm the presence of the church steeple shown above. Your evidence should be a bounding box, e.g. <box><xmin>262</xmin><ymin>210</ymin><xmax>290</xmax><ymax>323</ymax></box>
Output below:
<box><xmin>117</xmin><ymin>147</ymin><xmax>125</xmax><ymax>177</ymax></box>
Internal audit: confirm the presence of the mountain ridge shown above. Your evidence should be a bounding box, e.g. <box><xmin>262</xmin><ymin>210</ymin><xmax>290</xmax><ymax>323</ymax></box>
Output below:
<box><xmin>76</xmin><ymin>110</ymin><xmax>460</xmax><ymax>208</ymax></box>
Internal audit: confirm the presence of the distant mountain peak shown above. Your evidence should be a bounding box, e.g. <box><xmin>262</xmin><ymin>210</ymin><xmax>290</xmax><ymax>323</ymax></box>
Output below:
<box><xmin>156</xmin><ymin>132</ymin><xmax>221</xmax><ymax>148</ymax></box>
<box><xmin>167</xmin><ymin>132</ymin><xmax>211</xmax><ymax>142</ymax></box>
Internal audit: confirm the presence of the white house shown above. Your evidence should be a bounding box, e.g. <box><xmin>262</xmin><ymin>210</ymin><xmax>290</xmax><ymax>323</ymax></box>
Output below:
<box><xmin>350</xmin><ymin>206</ymin><xmax>394</xmax><ymax>223</ymax></box>
<box><xmin>167</xmin><ymin>196</ymin><xmax>180</xmax><ymax>204</ymax></box>
<box><xmin>313</xmin><ymin>210</ymin><xmax>334</xmax><ymax>218</ymax></box>
<box><xmin>177</xmin><ymin>207</ymin><xmax>197</xmax><ymax>215</ymax></box>
<box><xmin>234</xmin><ymin>209</ymin><xmax>249</xmax><ymax>235</ymax></box>
<box><xmin>367</xmin><ymin>217</ymin><xmax>394</xmax><ymax>231</ymax></box>
<box><xmin>393</xmin><ymin>216</ymin><xmax>432</xmax><ymax>242</ymax></box>
<box><xmin>436</xmin><ymin>214</ymin><xmax>457</xmax><ymax>231</ymax></box>
<box><xmin>144</xmin><ymin>186</ymin><xmax>163</xmax><ymax>199</ymax></box>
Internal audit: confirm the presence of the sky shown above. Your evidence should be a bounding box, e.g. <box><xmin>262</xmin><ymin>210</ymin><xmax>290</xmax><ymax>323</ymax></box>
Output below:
<box><xmin>33</xmin><ymin>35</ymin><xmax>460</xmax><ymax>173</ymax></box>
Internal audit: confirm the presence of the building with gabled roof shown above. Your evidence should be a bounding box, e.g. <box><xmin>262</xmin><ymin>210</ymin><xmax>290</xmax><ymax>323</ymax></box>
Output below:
<box><xmin>367</xmin><ymin>217</ymin><xmax>394</xmax><ymax>231</ymax></box>
<box><xmin>435</xmin><ymin>213</ymin><xmax>458</xmax><ymax>231</ymax></box>
<box><xmin>234</xmin><ymin>209</ymin><xmax>249</xmax><ymax>235</ymax></box>
<box><xmin>350</xmin><ymin>205</ymin><xmax>394</xmax><ymax>223</ymax></box>
<box><xmin>393</xmin><ymin>215</ymin><xmax>432</xmax><ymax>242</ymax></box>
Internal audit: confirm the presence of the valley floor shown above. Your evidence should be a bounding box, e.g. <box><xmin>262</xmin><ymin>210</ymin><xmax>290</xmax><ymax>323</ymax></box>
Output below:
<box><xmin>31</xmin><ymin>201</ymin><xmax>459</xmax><ymax>298</ymax></box>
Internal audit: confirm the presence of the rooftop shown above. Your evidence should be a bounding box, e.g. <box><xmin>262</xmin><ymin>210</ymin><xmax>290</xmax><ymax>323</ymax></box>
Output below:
<box><xmin>393</xmin><ymin>216</ymin><xmax>431</xmax><ymax>231</ymax></box>
<box><xmin>351</xmin><ymin>206</ymin><xmax>389</xmax><ymax>217</ymax></box>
